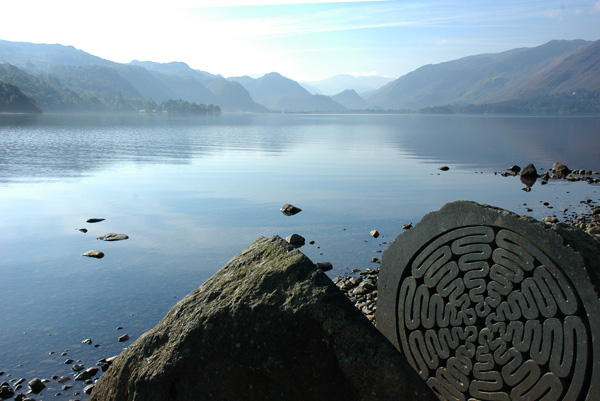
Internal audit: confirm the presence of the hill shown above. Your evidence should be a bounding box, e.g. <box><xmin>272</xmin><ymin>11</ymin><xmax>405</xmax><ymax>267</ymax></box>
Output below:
<box><xmin>0</xmin><ymin>41</ymin><xmax>262</xmax><ymax>112</ymax></box>
<box><xmin>331</xmin><ymin>89</ymin><xmax>367</xmax><ymax>110</ymax></box>
<box><xmin>0</xmin><ymin>81</ymin><xmax>42</xmax><ymax>113</ymax></box>
<box><xmin>366</xmin><ymin>39</ymin><xmax>599</xmax><ymax>110</ymax></box>
<box><xmin>229</xmin><ymin>72</ymin><xmax>346</xmax><ymax>112</ymax></box>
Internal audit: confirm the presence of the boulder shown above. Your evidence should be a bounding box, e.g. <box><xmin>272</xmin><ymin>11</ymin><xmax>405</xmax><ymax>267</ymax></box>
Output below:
<box><xmin>90</xmin><ymin>236</ymin><xmax>434</xmax><ymax>401</ymax></box>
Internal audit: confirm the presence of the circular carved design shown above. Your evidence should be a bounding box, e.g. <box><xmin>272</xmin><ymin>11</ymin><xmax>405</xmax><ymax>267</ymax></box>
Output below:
<box><xmin>396</xmin><ymin>226</ymin><xmax>591</xmax><ymax>401</ymax></box>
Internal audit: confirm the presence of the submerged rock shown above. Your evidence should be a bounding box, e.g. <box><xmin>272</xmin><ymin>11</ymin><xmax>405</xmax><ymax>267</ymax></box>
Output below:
<box><xmin>90</xmin><ymin>235</ymin><xmax>434</xmax><ymax>401</ymax></box>
<box><xmin>86</xmin><ymin>218</ymin><xmax>105</xmax><ymax>223</ymax></box>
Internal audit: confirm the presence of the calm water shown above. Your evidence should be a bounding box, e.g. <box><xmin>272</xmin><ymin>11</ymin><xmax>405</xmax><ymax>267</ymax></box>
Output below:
<box><xmin>1</xmin><ymin>113</ymin><xmax>599</xmax><ymax>398</ymax></box>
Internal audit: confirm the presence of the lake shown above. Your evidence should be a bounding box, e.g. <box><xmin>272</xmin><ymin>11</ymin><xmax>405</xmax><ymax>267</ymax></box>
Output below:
<box><xmin>1</xmin><ymin>112</ymin><xmax>599</xmax><ymax>399</ymax></box>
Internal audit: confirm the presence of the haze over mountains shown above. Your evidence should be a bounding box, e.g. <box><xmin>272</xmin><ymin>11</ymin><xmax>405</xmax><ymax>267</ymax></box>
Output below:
<box><xmin>1</xmin><ymin>38</ymin><xmax>599</xmax><ymax>113</ymax></box>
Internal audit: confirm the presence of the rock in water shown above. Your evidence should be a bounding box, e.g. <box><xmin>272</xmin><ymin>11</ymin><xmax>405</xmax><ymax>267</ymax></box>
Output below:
<box><xmin>90</xmin><ymin>236</ymin><xmax>434</xmax><ymax>401</ymax></box>
<box><xmin>280</xmin><ymin>203</ymin><xmax>302</xmax><ymax>216</ymax></box>
<box><xmin>97</xmin><ymin>233</ymin><xmax>129</xmax><ymax>241</ymax></box>
<box><xmin>86</xmin><ymin>218</ymin><xmax>105</xmax><ymax>223</ymax></box>
<box><xmin>28</xmin><ymin>378</ymin><xmax>45</xmax><ymax>393</ymax></box>
<box><xmin>552</xmin><ymin>162</ymin><xmax>571</xmax><ymax>178</ymax></box>
<box><xmin>285</xmin><ymin>233</ymin><xmax>305</xmax><ymax>248</ymax></box>
<box><xmin>519</xmin><ymin>163</ymin><xmax>538</xmax><ymax>178</ymax></box>
<box><xmin>81</xmin><ymin>250</ymin><xmax>104</xmax><ymax>259</ymax></box>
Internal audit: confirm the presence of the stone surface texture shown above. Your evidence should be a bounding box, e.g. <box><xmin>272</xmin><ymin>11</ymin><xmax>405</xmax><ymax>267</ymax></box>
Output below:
<box><xmin>91</xmin><ymin>235</ymin><xmax>434</xmax><ymax>401</ymax></box>
<box><xmin>377</xmin><ymin>200</ymin><xmax>600</xmax><ymax>401</ymax></box>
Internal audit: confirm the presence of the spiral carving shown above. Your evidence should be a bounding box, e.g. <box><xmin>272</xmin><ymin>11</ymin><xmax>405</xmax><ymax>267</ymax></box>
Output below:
<box><xmin>397</xmin><ymin>226</ymin><xmax>591</xmax><ymax>401</ymax></box>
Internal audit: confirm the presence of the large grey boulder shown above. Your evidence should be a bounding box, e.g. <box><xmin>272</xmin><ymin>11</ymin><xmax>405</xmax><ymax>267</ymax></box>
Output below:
<box><xmin>378</xmin><ymin>201</ymin><xmax>600</xmax><ymax>401</ymax></box>
<box><xmin>91</xmin><ymin>235</ymin><xmax>434</xmax><ymax>401</ymax></box>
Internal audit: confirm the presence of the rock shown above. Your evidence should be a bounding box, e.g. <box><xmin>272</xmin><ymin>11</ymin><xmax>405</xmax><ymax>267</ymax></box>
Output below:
<box><xmin>280</xmin><ymin>203</ymin><xmax>302</xmax><ymax>216</ymax></box>
<box><xmin>81</xmin><ymin>250</ymin><xmax>104</xmax><ymax>259</ymax></box>
<box><xmin>86</xmin><ymin>218</ymin><xmax>105</xmax><ymax>223</ymax></box>
<box><xmin>0</xmin><ymin>383</ymin><xmax>14</xmax><ymax>399</ymax></box>
<box><xmin>519</xmin><ymin>163</ymin><xmax>538</xmax><ymax>178</ymax></box>
<box><xmin>97</xmin><ymin>233</ymin><xmax>129</xmax><ymax>241</ymax></box>
<box><xmin>285</xmin><ymin>233</ymin><xmax>305</xmax><ymax>248</ymax></box>
<box><xmin>370</xmin><ymin>230</ymin><xmax>380</xmax><ymax>238</ymax></box>
<box><xmin>377</xmin><ymin>201</ymin><xmax>600</xmax><ymax>401</ymax></box>
<box><xmin>541</xmin><ymin>216</ymin><xmax>559</xmax><ymax>224</ymax></box>
<box><xmin>315</xmin><ymin>262</ymin><xmax>333</xmax><ymax>272</ymax></box>
<box><xmin>90</xmin><ymin>235</ymin><xmax>435</xmax><ymax>401</ymax></box>
<box><xmin>588</xmin><ymin>225</ymin><xmax>600</xmax><ymax>235</ymax></box>
<box><xmin>75</xmin><ymin>371</ymin><xmax>92</xmax><ymax>381</ymax></box>
<box><xmin>85</xmin><ymin>367</ymin><xmax>100</xmax><ymax>377</ymax></box>
<box><xmin>508</xmin><ymin>164</ymin><xmax>521</xmax><ymax>174</ymax></box>
<box><xmin>64</xmin><ymin>359</ymin><xmax>74</xmax><ymax>364</ymax></box>
<box><xmin>118</xmin><ymin>334</ymin><xmax>130</xmax><ymax>342</ymax></box>
<box><xmin>540</xmin><ymin>171</ymin><xmax>549</xmax><ymax>181</ymax></box>
<box><xmin>401</xmin><ymin>223</ymin><xmax>412</xmax><ymax>230</ymax></box>
<box><xmin>77</xmin><ymin>228</ymin><xmax>88</xmax><ymax>233</ymax></box>
<box><xmin>27</xmin><ymin>378</ymin><xmax>45</xmax><ymax>394</ymax></box>
<box><xmin>552</xmin><ymin>162</ymin><xmax>571</xmax><ymax>178</ymax></box>
<box><xmin>82</xmin><ymin>338</ymin><xmax>92</xmax><ymax>344</ymax></box>
<box><xmin>84</xmin><ymin>384</ymin><xmax>95</xmax><ymax>395</ymax></box>
<box><xmin>57</xmin><ymin>376</ymin><xmax>70</xmax><ymax>384</ymax></box>
<box><xmin>438</xmin><ymin>166</ymin><xmax>449</xmax><ymax>171</ymax></box>
<box><xmin>72</xmin><ymin>364</ymin><xmax>85</xmax><ymax>372</ymax></box>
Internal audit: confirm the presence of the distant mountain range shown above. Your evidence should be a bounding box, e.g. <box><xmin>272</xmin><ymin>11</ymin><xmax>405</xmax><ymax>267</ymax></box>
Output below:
<box><xmin>366</xmin><ymin>39</ymin><xmax>600</xmax><ymax>110</ymax></box>
<box><xmin>300</xmin><ymin>74</ymin><xmax>394</xmax><ymax>96</ymax></box>
<box><xmin>1</xmin><ymin>38</ymin><xmax>599</xmax><ymax>114</ymax></box>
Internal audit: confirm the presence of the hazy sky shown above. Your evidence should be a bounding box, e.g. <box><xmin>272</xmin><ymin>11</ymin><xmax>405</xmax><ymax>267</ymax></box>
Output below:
<box><xmin>2</xmin><ymin>0</ymin><xmax>599</xmax><ymax>81</ymax></box>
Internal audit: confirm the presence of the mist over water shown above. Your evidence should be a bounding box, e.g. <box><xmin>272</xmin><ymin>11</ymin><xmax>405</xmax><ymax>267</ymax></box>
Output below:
<box><xmin>1</xmin><ymin>113</ymin><xmax>598</xmax><ymax>399</ymax></box>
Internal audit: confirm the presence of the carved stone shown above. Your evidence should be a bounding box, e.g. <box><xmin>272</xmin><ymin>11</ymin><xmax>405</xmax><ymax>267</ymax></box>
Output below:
<box><xmin>377</xmin><ymin>201</ymin><xmax>600</xmax><ymax>401</ymax></box>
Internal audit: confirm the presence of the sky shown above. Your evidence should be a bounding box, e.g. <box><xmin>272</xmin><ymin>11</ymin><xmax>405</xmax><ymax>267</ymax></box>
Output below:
<box><xmin>1</xmin><ymin>0</ymin><xmax>599</xmax><ymax>82</ymax></box>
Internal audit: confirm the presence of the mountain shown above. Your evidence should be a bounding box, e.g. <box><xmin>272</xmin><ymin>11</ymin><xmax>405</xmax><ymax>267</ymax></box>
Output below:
<box><xmin>229</xmin><ymin>72</ymin><xmax>346</xmax><ymax>112</ymax></box>
<box><xmin>366</xmin><ymin>39</ymin><xmax>598</xmax><ymax>110</ymax></box>
<box><xmin>0</xmin><ymin>63</ymin><xmax>103</xmax><ymax>111</ymax></box>
<box><xmin>0</xmin><ymin>39</ymin><xmax>113</xmax><ymax>69</ymax></box>
<box><xmin>0</xmin><ymin>40</ymin><xmax>262</xmax><ymax>112</ymax></box>
<box><xmin>331</xmin><ymin>89</ymin><xmax>367</xmax><ymax>110</ymax></box>
<box><xmin>303</xmin><ymin>74</ymin><xmax>394</xmax><ymax>96</ymax></box>
<box><xmin>129</xmin><ymin>60</ymin><xmax>264</xmax><ymax>112</ymax></box>
<box><xmin>0</xmin><ymin>81</ymin><xmax>42</xmax><ymax>113</ymax></box>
